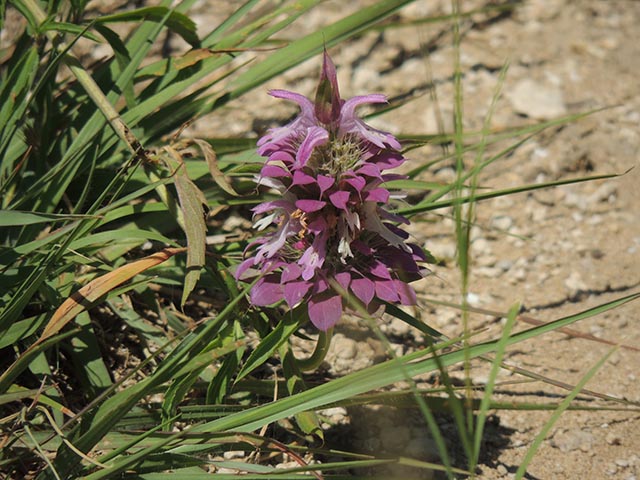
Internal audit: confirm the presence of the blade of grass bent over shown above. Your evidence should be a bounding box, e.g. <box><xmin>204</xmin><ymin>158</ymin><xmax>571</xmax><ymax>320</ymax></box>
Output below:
<box><xmin>187</xmin><ymin>292</ymin><xmax>639</xmax><ymax>435</ymax></box>
<box><xmin>472</xmin><ymin>303</ymin><xmax>519</xmax><ymax>471</ymax></box>
<box><xmin>515</xmin><ymin>349</ymin><xmax>616</xmax><ymax>479</ymax></box>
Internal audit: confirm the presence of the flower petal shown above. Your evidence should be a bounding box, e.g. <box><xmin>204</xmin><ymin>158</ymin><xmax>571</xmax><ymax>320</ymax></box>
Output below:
<box><xmin>284</xmin><ymin>280</ymin><xmax>312</xmax><ymax>308</ymax></box>
<box><xmin>375</xmin><ymin>151</ymin><xmax>405</xmax><ymax>169</ymax></box>
<box><xmin>308</xmin><ymin>292</ymin><xmax>343</xmax><ymax>331</ymax></box>
<box><xmin>299</xmin><ymin>229</ymin><xmax>328</xmax><ymax>280</ymax></box>
<box><xmin>252</xmin><ymin>199</ymin><xmax>294</xmax><ymax>215</ymax></box>
<box><xmin>375</xmin><ymin>279</ymin><xmax>399</xmax><ymax>302</ymax></box>
<box><xmin>269</xmin><ymin>89</ymin><xmax>315</xmax><ymax>116</ymax></box>
<box><xmin>364</xmin><ymin>187</ymin><xmax>389</xmax><ymax>203</ymax></box>
<box><xmin>315</xmin><ymin>50</ymin><xmax>343</xmax><ymax>125</ymax></box>
<box><xmin>281</xmin><ymin>263</ymin><xmax>303</xmax><ymax>282</ymax></box>
<box><xmin>317</xmin><ymin>174</ymin><xmax>335</xmax><ymax>195</ymax></box>
<box><xmin>369</xmin><ymin>260</ymin><xmax>392</xmax><ymax>279</ymax></box>
<box><xmin>334</xmin><ymin>271</ymin><xmax>351</xmax><ymax>290</ymax></box>
<box><xmin>343</xmin><ymin>176</ymin><xmax>366</xmax><ymax>193</ymax></box>
<box><xmin>292</xmin><ymin>170</ymin><xmax>316</xmax><ymax>186</ymax></box>
<box><xmin>295</xmin><ymin>199</ymin><xmax>326</xmax><ymax>213</ymax></box>
<box><xmin>268</xmin><ymin>151</ymin><xmax>295</xmax><ymax>163</ymax></box>
<box><xmin>355</xmin><ymin>163</ymin><xmax>382</xmax><ymax>180</ymax></box>
<box><xmin>296</xmin><ymin>126</ymin><xmax>328</xmax><ymax>167</ymax></box>
<box><xmin>329</xmin><ymin>190</ymin><xmax>350</xmax><ymax>210</ymax></box>
<box><xmin>339</xmin><ymin>95</ymin><xmax>401</xmax><ymax>150</ymax></box>
<box><xmin>235</xmin><ymin>257</ymin><xmax>257</xmax><ymax>280</ymax></box>
<box><xmin>350</xmin><ymin>276</ymin><xmax>375</xmax><ymax>305</ymax></box>
<box><xmin>393</xmin><ymin>279</ymin><xmax>417</xmax><ymax>305</ymax></box>
<box><xmin>251</xmin><ymin>276</ymin><xmax>284</xmax><ymax>306</ymax></box>
<box><xmin>261</xmin><ymin>164</ymin><xmax>289</xmax><ymax>178</ymax></box>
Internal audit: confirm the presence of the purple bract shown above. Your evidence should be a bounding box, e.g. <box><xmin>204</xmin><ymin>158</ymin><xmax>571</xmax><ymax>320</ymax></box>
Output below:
<box><xmin>237</xmin><ymin>51</ymin><xmax>427</xmax><ymax>331</ymax></box>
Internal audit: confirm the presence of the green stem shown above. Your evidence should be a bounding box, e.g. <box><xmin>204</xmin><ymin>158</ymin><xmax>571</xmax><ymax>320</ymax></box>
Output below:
<box><xmin>296</xmin><ymin>327</ymin><xmax>334</xmax><ymax>372</ymax></box>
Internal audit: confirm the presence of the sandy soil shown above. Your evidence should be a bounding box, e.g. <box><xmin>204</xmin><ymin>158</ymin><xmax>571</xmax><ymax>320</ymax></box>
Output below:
<box><xmin>188</xmin><ymin>1</ymin><xmax>640</xmax><ymax>478</ymax></box>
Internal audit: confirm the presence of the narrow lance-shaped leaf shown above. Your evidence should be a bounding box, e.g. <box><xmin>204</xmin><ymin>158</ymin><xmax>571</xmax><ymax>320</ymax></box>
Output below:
<box><xmin>0</xmin><ymin>210</ymin><xmax>99</xmax><ymax>226</ymax></box>
<box><xmin>92</xmin><ymin>6</ymin><xmax>200</xmax><ymax>47</ymax></box>
<box><xmin>161</xmin><ymin>147</ymin><xmax>208</xmax><ymax>307</ymax></box>
<box><xmin>193</xmin><ymin>138</ymin><xmax>238</xmax><ymax>196</ymax></box>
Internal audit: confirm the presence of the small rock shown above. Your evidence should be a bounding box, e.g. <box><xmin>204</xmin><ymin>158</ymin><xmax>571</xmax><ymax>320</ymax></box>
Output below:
<box><xmin>476</xmin><ymin>266</ymin><xmax>503</xmax><ymax>278</ymax></box>
<box><xmin>472</xmin><ymin>237</ymin><xmax>492</xmax><ymax>256</ymax></box>
<box><xmin>332</xmin><ymin>335</ymin><xmax>358</xmax><ymax>360</ymax></box>
<box><xmin>466</xmin><ymin>292</ymin><xmax>481</xmax><ymax>306</ymax></box>
<box><xmin>216</xmin><ymin>467</ymin><xmax>240</xmax><ymax>474</ymax></box>
<box><xmin>551</xmin><ymin>429</ymin><xmax>595</xmax><ymax>452</ymax></box>
<box><xmin>507</xmin><ymin>78</ymin><xmax>567</xmax><ymax>120</ymax></box>
<box><xmin>605</xmin><ymin>463</ymin><xmax>618</xmax><ymax>475</ymax></box>
<box><xmin>428</xmin><ymin>240</ymin><xmax>456</xmax><ymax>262</ymax></box>
<box><xmin>352</xmin><ymin>65</ymin><xmax>382</xmax><ymax>92</ymax></box>
<box><xmin>564</xmin><ymin>271</ymin><xmax>588</xmax><ymax>297</ymax></box>
<box><xmin>387</xmin><ymin>316</ymin><xmax>411</xmax><ymax>337</ymax></box>
<box><xmin>496</xmin><ymin>259</ymin><xmax>514</xmax><ymax>271</ymax></box>
<box><xmin>491</xmin><ymin>215</ymin><xmax>514</xmax><ymax>231</ymax></box>
<box><xmin>477</xmin><ymin>254</ymin><xmax>497</xmax><ymax>267</ymax></box>
<box><xmin>223</xmin><ymin>450</ymin><xmax>245</xmax><ymax>460</ymax></box>
<box><xmin>512</xmin><ymin>268</ymin><xmax>527</xmax><ymax>282</ymax></box>
<box><xmin>320</xmin><ymin>407</ymin><xmax>347</xmax><ymax>424</ymax></box>
<box><xmin>564</xmin><ymin>191</ymin><xmax>588</xmax><ymax>210</ymax></box>
<box><xmin>587</xmin><ymin>182</ymin><xmax>617</xmax><ymax>205</ymax></box>
<box><xmin>435</xmin><ymin>308</ymin><xmax>459</xmax><ymax>327</ymax></box>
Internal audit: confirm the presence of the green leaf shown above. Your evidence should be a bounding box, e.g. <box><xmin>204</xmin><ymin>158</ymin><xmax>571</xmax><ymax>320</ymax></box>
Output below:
<box><xmin>68</xmin><ymin>311</ymin><xmax>113</xmax><ymax>397</ymax></box>
<box><xmin>281</xmin><ymin>347</ymin><xmax>323</xmax><ymax>439</ymax></box>
<box><xmin>0</xmin><ymin>210</ymin><xmax>100</xmax><ymax>226</ymax></box>
<box><xmin>235</xmin><ymin>314</ymin><xmax>302</xmax><ymax>383</ymax></box>
<box><xmin>52</xmin><ymin>286</ymin><xmax>250</xmax><ymax>478</ymax></box>
<box><xmin>93</xmin><ymin>6</ymin><xmax>200</xmax><ymax>47</ymax></box>
<box><xmin>381</xmin><ymin>179</ymin><xmax>443</xmax><ymax>190</ymax></box>
<box><xmin>400</xmin><ymin>171</ymin><xmax>622</xmax><ymax>216</ymax></box>
<box><xmin>226</xmin><ymin>0</ymin><xmax>415</xmax><ymax>100</ymax></box>
<box><xmin>0</xmin><ymin>314</ymin><xmax>47</xmax><ymax>349</ymax></box>
<box><xmin>68</xmin><ymin>228</ymin><xmax>177</xmax><ymax>251</ymax></box>
<box><xmin>0</xmin><ymin>44</ymin><xmax>39</xmax><ymax>159</ymax></box>
<box><xmin>93</xmin><ymin>24</ymin><xmax>135</xmax><ymax>107</ymax></box>
<box><xmin>40</xmin><ymin>20</ymin><xmax>100</xmax><ymax>41</ymax></box>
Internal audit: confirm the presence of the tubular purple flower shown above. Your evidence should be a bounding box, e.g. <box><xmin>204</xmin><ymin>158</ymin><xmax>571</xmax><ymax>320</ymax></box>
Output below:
<box><xmin>237</xmin><ymin>51</ymin><xmax>427</xmax><ymax>330</ymax></box>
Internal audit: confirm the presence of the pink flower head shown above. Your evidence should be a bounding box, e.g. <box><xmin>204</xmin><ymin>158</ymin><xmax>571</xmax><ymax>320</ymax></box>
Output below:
<box><xmin>238</xmin><ymin>51</ymin><xmax>427</xmax><ymax>330</ymax></box>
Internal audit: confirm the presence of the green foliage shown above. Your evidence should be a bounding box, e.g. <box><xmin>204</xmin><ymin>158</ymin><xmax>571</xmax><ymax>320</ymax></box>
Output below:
<box><xmin>0</xmin><ymin>0</ymin><xmax>636</xmax><ymax>479</ymax></box>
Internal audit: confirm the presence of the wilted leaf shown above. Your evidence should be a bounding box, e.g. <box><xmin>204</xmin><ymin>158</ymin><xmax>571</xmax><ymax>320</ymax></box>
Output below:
<box><xmin>163</xmin><ymin>147</ymin><xmax>208</xmax><ymax>307</ymax></box>
<box><xmin>193</xmin><ymin>138</ymin><xmax>238</xmax><ymax>196</ymax></box>
<box><xmin>136</xmin><ymin>49</ymin><xmax>217</xmax><ymax>79</ymax></box>
<box><xmin>39</xmin><ymin>247</ymin><xmax>183</xmax><ymax>343</ymax></box>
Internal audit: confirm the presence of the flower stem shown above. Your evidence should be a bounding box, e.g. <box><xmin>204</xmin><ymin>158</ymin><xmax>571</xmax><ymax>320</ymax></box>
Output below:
<box><xmin>296</xmin><ymin>327</ymin><xmax>334</xmax><ymax>371</ymax></box>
